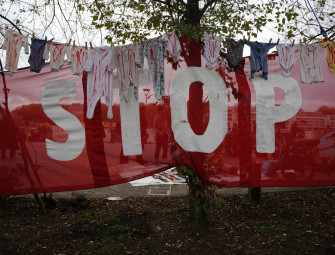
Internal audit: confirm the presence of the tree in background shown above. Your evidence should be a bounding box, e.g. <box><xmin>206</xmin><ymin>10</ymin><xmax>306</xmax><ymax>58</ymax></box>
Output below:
<box><xmin>317</xmin><ymin>105</ymin><xmax>335</xmax><ymax>116</ymax></box>
<box><xmin>279</xmin><ymin>0</ymin><xmax>335</xmax><ymax>41</ymax></box>
<box><xmin>1</xmin><ymin>0</ymin><xmax>334</xmax><ymax>227</ymax></box>
<box><xmin>76</xmin><ymin>0</ymin><xmax>311</xmax><ymax>227</ymax></box>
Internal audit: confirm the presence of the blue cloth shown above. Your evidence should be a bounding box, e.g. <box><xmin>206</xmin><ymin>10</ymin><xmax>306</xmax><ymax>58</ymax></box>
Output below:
<box><xmin>28</xmin><ymin>38</ymin><xmax>46</xmax><ymax>73</ymax></box>
<box><xmin>246</xmin><ymin>41</ymin><xmax>276</xmax><ymax>80</ymax></box>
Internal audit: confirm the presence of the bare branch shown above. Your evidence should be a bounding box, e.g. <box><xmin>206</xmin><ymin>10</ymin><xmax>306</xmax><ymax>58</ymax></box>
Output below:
<box><xmin>0</xmin><ymin>14</ymin><xmax>22</xmax><ymax>34</ymax></box>
<box><xmin>57</xmin><ymin>0</ymin><xmax>74</xmax><ymax>37</ymax></box>
<box><xmin>42</xmin><ymin>0</ymin><xmax>56</xmax><ymax>37</ymax></box>
<box><xmin>311</xmin><ymin>24</ymin><xmax>335</xmax><ymax>40</ymax></box>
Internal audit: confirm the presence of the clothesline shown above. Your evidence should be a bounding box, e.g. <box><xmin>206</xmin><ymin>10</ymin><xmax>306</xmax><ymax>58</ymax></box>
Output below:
<box><xmin>19</xmin><ymin>34</ymin><xmax>327</xmax><ymax>49</ymax></box>
<box><xmin>2</xmin><ymin>27</ymin><xmax>334</xmax><ymax>73</ymax></box>
<box><xmin>2</xmin><ymin>28</ymin><xmax>335</xmax><ymax>121</ymax></box>
<box><xmin>2</xmin><ymin>24</ymin><xmax>331</xmax><ymax>51</ymax></box>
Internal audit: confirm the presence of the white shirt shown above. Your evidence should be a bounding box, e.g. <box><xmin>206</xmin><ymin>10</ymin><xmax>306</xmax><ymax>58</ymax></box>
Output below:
<box><xmin>3</xmin><ymin>29</ymin><xmax>29</xmax><ymax>72</ymax></box>
<box><xmin>84</xmin><ymin>46</ymin><xmax>117</xmax><ymax>119</ymax></box>
<box><xmin>299</xmin><ymin>44</ymin><xmax>324</xmax><ymax>83</ymax></box>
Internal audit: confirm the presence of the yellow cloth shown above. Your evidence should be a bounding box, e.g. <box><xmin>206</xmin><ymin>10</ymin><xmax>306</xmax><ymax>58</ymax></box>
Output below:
<box><xmin>322</xmin><ymin>41</ymin><xmax>335</xmax><ymax>73</ymax></box>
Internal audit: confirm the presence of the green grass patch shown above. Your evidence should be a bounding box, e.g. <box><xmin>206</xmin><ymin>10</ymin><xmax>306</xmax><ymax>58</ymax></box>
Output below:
<box><xmin>72</xmin><ymin>213</ymin><xmax>94</xmax><ymax>224</ymax></box>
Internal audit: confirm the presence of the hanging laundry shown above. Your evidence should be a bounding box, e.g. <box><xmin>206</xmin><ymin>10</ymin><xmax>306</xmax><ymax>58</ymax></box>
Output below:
<box><xmin>28</xmin><ymin>38</ymin><xmax>47</xmax><ymax>73</ymax></box>
<box><xmin>299</xmin><ymin>43</ymin><xmax>324</xmax><ymax>83</ymax></box>
<box><xmin>246</xmin><ymin>41</ymin><xmax>276</xmax><ymax>80</ymax></box>
<box><xmin>84</xmin><ymin>46</ymin><xmax>117</xmax><ymax>119</ymax></box>
<box><xmin>139</xmin><ymin>37</ymin><xmax>166</xmax><ymax>101</ymax></box>
<box><xmin>226</xmin><ymin>38</ymin><xmax>244</xmax><ymax>69</ymax></box>
<box><xmin>202</xmin><ymin>34</ymin><xmax>223</xmax><ymax>69</ymax></box>
<box><xmin>43</xmin><ymin>42</ymin><xmax>69</xmax><ymax>71</ymax></box>
<box><xmin>276</xmin><ymin>44</ymin><xmax>297</xmax><ymax>77</ymax></box>
<box><xmin>321</xmin><ymin>41</ymin><xmax>335</xmax><ymax>73</ymax></box>
<box><xmin>67</xmin><ymin>46</ymin><xmax>88</xmax><ymax>76</ymax></box>
<box><xmin>3</xmin><ymin>29</ymin><xmax>29</xmax><ymax>72</ymax></box>
<box><xmin>162</xmin><ymin>31</ymin><xmax>181</xmax><ymax>63</ymax></box>
<box><xmin>114</xmin><ymin>44</ymin><xmax>141</xmax><ymax>102</ymax></box>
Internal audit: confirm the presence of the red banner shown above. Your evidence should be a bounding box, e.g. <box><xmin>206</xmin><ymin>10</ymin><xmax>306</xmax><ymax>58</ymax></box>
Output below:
<box><xmin>1</xmin><ymin>43</ymin><xmax>335</xmax><ymax>196</ymax></box>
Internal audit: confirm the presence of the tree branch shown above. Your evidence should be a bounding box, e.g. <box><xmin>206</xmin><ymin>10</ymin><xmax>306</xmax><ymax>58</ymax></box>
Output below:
<box><xmin>174</xmin><ymin>0</ymin><xmax>187</xmax><ymax>8</ymax></box>
<box><xmin>311</xmin><ymin>24</ymin><xmax>335</xmax><ymax>40</ymax></box>
<box><xmin>0</xmin><ymin>14</ymin><xmax>22</xmax><ymax>34</ymax></box>
<box><xmin>200</xmin><ymin>0</ymin><xmax>218</xmax><ymax>17</ymax></box>
<box><xmin>42</xmin><ymin>0</ymin><xmax>56</xmax><ymax>37</ymax></box>
<box><xmin>57</xmin><ymin>0</ymin><xmax>74</xmax><ymax>38</ymax></box>
<box><xmin>153</xmin><ymin>0</ymin><xmax>185</xmax><ymax>11</ymax></box>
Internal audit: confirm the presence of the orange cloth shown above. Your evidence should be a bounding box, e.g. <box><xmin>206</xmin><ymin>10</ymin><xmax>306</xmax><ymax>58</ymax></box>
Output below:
<box><xmin>322</xmin><ymin>41</ymin><xmax>335</xmax><ymax>73</ymax></box>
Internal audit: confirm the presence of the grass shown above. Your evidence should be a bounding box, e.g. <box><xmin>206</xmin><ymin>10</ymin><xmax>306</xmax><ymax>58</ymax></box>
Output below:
<box><xmin>72</xmin><ymin>212</ymin><xmax>94</xmax><ymax>224</ymax></box>
<box><xmin>82</xmin><ymin>223</ymin><xmax>130</xmax><ymax>255</ymax></box>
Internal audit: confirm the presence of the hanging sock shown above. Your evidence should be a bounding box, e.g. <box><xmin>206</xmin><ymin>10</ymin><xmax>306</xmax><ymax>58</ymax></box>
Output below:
<box><xmin>299</xmin><ymin>43</ymin><xmax>324</xmax><ymax>83</ymax></box>
<box><xmin>276</xmin><ymin>44</ymin><xmax>297</xmax><ymax>77</ymax></box>
<box><xmin>246</xmin><ymin>41</ymin><xmax>276</xmax><ymax>80</ymax></box>
<box><xmin>3</xmin><ymin>29</ymin><xmax>29</xmax><ymax>72</ymax></box>
<box><xmin>226</xmin><ymin>38</ymin><xmax>244</xmax><ymax>69</ymax></box>
<box><xmin>202</xmin><ymin>34</ymin><xmax>223</xmax><ymax>69</ymax></box>
<box><xmin>321</xmin><ymin>41</ymin><xmax>335</xmax><ymax>73</ymax></box>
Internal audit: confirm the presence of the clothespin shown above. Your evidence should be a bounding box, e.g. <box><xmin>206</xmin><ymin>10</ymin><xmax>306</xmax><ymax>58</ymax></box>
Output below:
<box><xmin>269</xmin><ymin>38</ymin><xmax>272</xmax><ymax>44</ymax></box>
<box><xmin>248</xmin><ymin>35</ymin><xmax>250</xmax><ymax>42</ymax></box>
<box><xmin>85</xmin><ymin>42</ymin><xmax>88</xmax><ymax>50</ymax></box>
<box><xmin>291</xmin><ymin>39</ymin><xmax>295</xmax><ymax>47</ymax></box>
<box><xmin>32</xmin><ymin>32</ymin><xmax>35</xmax><ymax>39</ymax></box>
<box><xmin>276</xmin><ymin>38</ymin><xmax>280</xmax><ymax>45</ymax></box>
<box><xmin>90</xmin><ymin>42</ymin><xmax>93</xmax><ymax>49</ymax></box>
<box><xmin>72</xmin><ymin>40</ymin><xmax>76</xmax><ymax>49</ymax></box>
<box><xmin>25</xmin><ymin>33</ymin><xmax>29</xmax><ymax>38</ymax></box>
<box><xmin>300</xmin><ymin>39</ymin><xmax>302</xmax><ymax>47</ymax></box>
<box><xmin>110</xmin><ymin>41</ymin><xmax>114</xmax><ymax>48</ymax></box>
<box><xmin>48</xmin><ymin>38</ymin><xmax>54</xmax><ymax>42</ymax></box>
<box><xmin>68</xmin><ymin>38</ymin><xmax>72</xmax><ymax>46</ymax></box>
<box><xmin>243</xmin><ymin>36</ymin><xmax>245</xmax><ymax>43</ymax></box>
<box><xmin>45</xmin><ymin>36</ymin><xmax>47</xmax><ymax>42</ymax></box>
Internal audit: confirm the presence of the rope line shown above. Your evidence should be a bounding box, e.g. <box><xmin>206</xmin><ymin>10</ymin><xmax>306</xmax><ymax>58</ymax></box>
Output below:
<box><xmin>305</xmin><ymin>0</ymin><xmax>328</xmax><ymax>38</ymax></box>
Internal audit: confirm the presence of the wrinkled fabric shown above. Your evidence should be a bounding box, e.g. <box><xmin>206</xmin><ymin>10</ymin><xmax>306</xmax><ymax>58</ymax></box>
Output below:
<box><xmin>67</xmin><ymin>46</ymin><xmax>88</xmax><ymax>76</ymax></box>
<box><xmin>203</xmin><ymin>34</ymin><xmax>223</xmax><ymax>69</ymax></box>
<box><xmin>43</xmin><ymin>42</ymin><xmax>69</xmax><ymax>71</ymax></box>
<box><xmin>322</xmin><ymin>41</ymin><xmax>335</xmax><ymax>73</ymax></box>
<box><xmin>84</xmin><ymin>46</ymin><xmax>116</xmax><ymax>119</ymax></box>
<box><xmin>299</xmin><ymin>43</ymin><xmax>324</xmax><ymax>83</ymax></box>
<box><xmin>28</xmin><ymin>38</ymin><xmax>47</xmax><ymax>73</ymax></box>
<box><xmin>3</xmin><ymin>30</ymin><xmax>29</xmax><ymax>72</ymax></box>
<box><xmin>162</xmin><ymin>31</ymin><xmax>181</xmax><ymax>63</ymax></box>
<box><xmin>226</xmin><ymin>38</ymin><xmax>244</xmax><ymax>69</ymax></box>
<box><xmin>139</xmin><ymin>38</ymin><xmax>166</xmax><ymax>100</ymax></box>
<box><xmin>114</xmin><ymin>44</ymin><xmax>141</xmax><ymax>102</ymax></box>
<box><xmin>246</xmin><ymin>41</ymin><xmax>276</xmax><ymax>80</ymax></box>
<box><xmin>276</xmin><ymin>44</ymin><xmax>297</xmax><ymax>77</ymax></box>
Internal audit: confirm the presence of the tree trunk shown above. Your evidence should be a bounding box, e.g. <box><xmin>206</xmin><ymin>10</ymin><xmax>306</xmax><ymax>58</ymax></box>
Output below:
<box><xmin>188</xmin><ymin>173</ymin><xmax>209</xmax><ymax>228</ymax></box>
<box><xmin>183</xmin><ymin>0</ymin><xmax>209</xmax><ymax>227</ymax></box>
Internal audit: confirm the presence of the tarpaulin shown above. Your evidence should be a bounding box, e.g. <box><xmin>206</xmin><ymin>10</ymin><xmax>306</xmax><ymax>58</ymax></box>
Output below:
<box><xmin>1</xmin><ymin>41</ymin><xmax>335</xmax><ymax>196</ymax></box>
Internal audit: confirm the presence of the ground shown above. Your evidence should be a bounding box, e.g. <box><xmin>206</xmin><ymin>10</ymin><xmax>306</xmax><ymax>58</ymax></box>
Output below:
<box><xmin>0</xmin><ymin>188</ymin><xmax>334</xmax><ymax>255</ymax></box>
